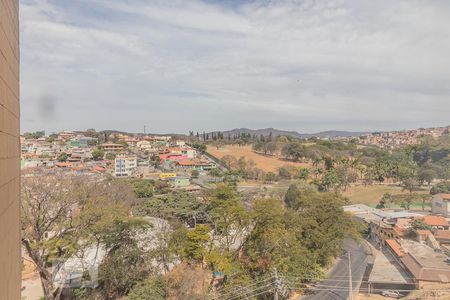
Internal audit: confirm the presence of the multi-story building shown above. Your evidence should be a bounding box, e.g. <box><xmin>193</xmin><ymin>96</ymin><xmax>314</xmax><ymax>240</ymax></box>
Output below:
<box><xmin>114</xmin><ymin>154</ymin><xmax>137</xmax><ymax>177</ymax></box>
<box><xmin>101</xmin><ymin>143</ymin><xmax>124</xmax><ymax>152</ymax></box>
<box><xmin>0</xmin><ymin>0</ymin><xmax>21</xmax><ymax>297</ymax></box>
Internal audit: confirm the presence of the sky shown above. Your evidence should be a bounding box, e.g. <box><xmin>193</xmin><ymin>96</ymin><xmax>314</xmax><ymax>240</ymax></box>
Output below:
<box><xmin>20</xmin><ymin>0</ymin><xmax>450</xmax><ymax>134</ymax></box>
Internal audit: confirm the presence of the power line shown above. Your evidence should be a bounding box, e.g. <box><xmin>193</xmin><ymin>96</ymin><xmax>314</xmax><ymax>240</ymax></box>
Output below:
<box><xmin>225</xmin><ymin>283</ymin><xmax>274</xmax><ymax>300</ymax></box>
<box><xmin>278</xmin><ymin>275</ymin><xmax>418</xmax><ymax>285</ymax></box>
<box><xmin>237</xmin><ymin>287</ymin><xmax>275</xmax><ymax>300</ymax></box>
<box><xmin>213</xmin><ymin>279</ymin><xmax>450</xmax><ymax>300</ymax></box>
<box><xmin>209</xmin><ymin>277</ymin><xmax>273</xmax><ymax>300</ymax></box>
<box><xmin>278</xmin><ymin>271</ymin><xmax>419</xmax><ymax>281</ymax></box>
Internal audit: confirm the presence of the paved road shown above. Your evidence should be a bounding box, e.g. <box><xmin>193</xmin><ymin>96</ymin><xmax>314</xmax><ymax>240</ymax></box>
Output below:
<box><xmin>299</xmin><ymin>239</ymin><xmax>372</xmax><ymax>300</ymax></box>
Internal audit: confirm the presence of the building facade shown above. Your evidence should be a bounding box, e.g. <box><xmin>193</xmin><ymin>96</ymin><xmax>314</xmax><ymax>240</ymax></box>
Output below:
<box><xmin>432</xmin><ymin>194</ymin><xmax>450</xmax><ymax>217</ymax></box>
<box><xmin>114</xmin><ymin>154</ymin><xmax>137</xmax><ymax>177</ymax></box>
<box><xmin>0</xmin><ymin>0</ymin><xmax>21</xmax><ymax>298</ymax></box>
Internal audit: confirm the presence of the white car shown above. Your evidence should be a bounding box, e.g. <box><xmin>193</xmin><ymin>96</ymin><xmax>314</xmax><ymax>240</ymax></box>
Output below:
<box><xmin>381</xmin><ymin>290</ymin><xmax>403</xmax><ymax>298</ymax></box>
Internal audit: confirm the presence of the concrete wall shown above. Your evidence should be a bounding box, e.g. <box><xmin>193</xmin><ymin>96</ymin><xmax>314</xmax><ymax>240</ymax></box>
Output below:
<box><xmin>0</xmin><ymin>0</ymin><xmax>21</xmax><ymax>299</ymax></box>
<box><xmin>432</xmin><ymin>194</ymin><xmax>450</xmax><ymax>217</ymax></box>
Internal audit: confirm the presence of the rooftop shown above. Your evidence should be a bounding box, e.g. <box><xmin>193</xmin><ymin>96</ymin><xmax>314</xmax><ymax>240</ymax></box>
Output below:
<box><xmin>399</xmin><ymin>239</ymin><xmax>449</xmax><ymax>269</ymax></box>
<box><xmin>417</xmin><ymin>215</ymin><xmax>449</xmax><ymax>227</ymax></box>
<box><xmin>435</xmin><ymin>230</ymin><xmax>450</xmax><ymax>241</ymax></box>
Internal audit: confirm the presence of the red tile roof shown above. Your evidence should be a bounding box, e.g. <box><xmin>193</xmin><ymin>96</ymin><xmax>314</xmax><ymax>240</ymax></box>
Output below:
<box><xmin>92</xmin><ymin>165</ymin><xmax>106</xmax><ymax>173</ymax></box>
<box><xmin>55</xmin><ymin>162</ymin><xmax>71</xmax><ymax>167</ymax></box>
<box><xmin>417</xmin><ymin>216</ymin><xmax>449</xmax><ymax>227</ymax></box>
<box><xmin>435</xmin><ymin>230</ymin><xmax>450</xmax><ymax>240</ymax></box>
<box><xmin>385</xmin><ymin>239</ymin><xmax>407</xmax><ymax>257</ymax></box>
<box><xmin>393</xmin><ymin>225</ymin><xmax>409</xmax><ymax>237</ymax></box>
<box><xmin>177</xmin><ymin>160</ymin><xmax>196</xmax><ymax>166</ymax></box>
<box><xmin>438</xmin><ymin>194</ymin><xmax>450</xmax><ymax>200</ymax></box>
<box><xmin>416</xmin><ymin>230</ymin><xmax>432</xmax><ymax>236</ymax></box>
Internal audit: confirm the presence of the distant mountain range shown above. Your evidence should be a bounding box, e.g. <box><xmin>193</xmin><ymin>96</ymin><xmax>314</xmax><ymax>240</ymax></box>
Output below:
<box><xmin>209</xmin><ymin>128</ymin><xmax>370</xmax><ymax>139</ymax></box>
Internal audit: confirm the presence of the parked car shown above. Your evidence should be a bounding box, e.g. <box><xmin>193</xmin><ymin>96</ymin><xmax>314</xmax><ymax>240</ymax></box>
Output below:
<box><xmin>381</xmin><ymin>290</ymin><xmax>403</xmax><ymax>298</ymax></box>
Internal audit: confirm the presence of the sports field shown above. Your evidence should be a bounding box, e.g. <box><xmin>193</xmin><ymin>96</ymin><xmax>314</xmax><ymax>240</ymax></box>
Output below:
<box><xmin>207</xmin><ymin>145</ymin><xmax>311</xmax><ymax>172</ymax></box>
<box><xmin>343</xmin><ymin>184</ymin><xmax>429</xmax><ymax>206</ymax></box>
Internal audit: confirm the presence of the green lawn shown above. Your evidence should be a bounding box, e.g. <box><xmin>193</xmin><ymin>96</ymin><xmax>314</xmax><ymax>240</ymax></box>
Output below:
<box><xmin>343</xmin><ymin>184</ymin><xmax>430</xmax><ymax>206</ymax></box>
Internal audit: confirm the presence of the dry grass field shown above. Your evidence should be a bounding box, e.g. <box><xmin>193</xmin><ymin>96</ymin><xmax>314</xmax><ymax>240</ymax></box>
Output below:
<box><xmin>343</xmin><ymin>184</ymin><xmax>429</xmax><ymax>206</ymax></box>
<box><xmin>207</xmin><ymin>145</ymin><xmax>311</xmax><ymax>172</ymax></box>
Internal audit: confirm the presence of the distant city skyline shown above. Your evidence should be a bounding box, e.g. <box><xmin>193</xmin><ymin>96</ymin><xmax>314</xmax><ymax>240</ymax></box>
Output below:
<box><xmin>20</xmin><ymin>0</ymin><xmax>450</xmax><ymax>134</ymax></box>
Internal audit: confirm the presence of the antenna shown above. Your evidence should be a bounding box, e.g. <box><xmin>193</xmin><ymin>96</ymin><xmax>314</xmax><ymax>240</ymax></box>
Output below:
<box><xmin>144</xmin><ymin>125</ymin><xmax>146</xmax><ymax>135</ymax></box>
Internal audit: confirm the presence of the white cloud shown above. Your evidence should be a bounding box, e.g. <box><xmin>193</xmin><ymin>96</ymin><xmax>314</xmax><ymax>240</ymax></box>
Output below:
<box><xmin>20</xmin><ymin>0</ymin><xmax>450</xmax><ymax>134</ymax></box>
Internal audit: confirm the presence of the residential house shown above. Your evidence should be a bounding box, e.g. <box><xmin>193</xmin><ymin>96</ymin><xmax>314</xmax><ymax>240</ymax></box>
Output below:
<box><xmin>385</xmin><ymin>239</ymin><xmax>450</xmax><ymax>286</ymax></box>
<box><xmin>416</xmin><ymin>215</ymin><xmax>449</xmax><ymax>230</ymax></box>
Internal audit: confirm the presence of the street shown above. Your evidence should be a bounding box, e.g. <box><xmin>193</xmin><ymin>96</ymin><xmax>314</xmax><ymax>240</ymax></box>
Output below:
<box><xmin>299</xmin><ymin>239</ymin><xmax>372</xmax><ymax>300</ymax></box>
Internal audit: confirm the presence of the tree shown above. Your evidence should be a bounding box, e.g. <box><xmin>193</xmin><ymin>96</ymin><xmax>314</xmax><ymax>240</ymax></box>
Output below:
<box><xmin>98</xmin><ymin>219</ymin><xmax>153</xmax><ymax>299</ymax></box>
<box><xmin>288</xmin><ymin>190</ymin><xmax>360</xmax><ymax>266</ymax></box>
<box><xmin>376</xmin><ymin>198</ymin><xmax>386</xmax><ymax>209</ymax></box>
<box><xmin>381</xmin><ymin>193</ymin><xmax>394</xmax><ymax>208</ymax></box>
<box><xmin>400</xmin><ymin>198</ymin><xmax>413</xmax><ymax>210</ymax></box>
<box><xmin>105</xmin><ymin>152</ymin><xmax>116</xmax><ymax>160</ymax></box>
<box><xmin>183</xmin><ymin>224</ymin><xmax>211</xmax><ymax>267</ymax></box>
<box><xmin>191</xmin><ymin>169</ymin><xmax>200</xmax><ymax>178</ymax></box>
<box><xmin>130</xmin><ymin>179</ymin><xmax>154</xmax><ymax>198</ymax></box>
<box><xmin>128</xmin><ymin>276</ymin><xmax>167</xmax><ymax>300</ymax></box>
<box><xmin>207</xmin><ymin>185</ymin><xmax>250</xmax><ymax>252</ymax></box>
<box><xmin>91</xmin><ymin>148</ymin><xmax>104</xmax><ymax>161</ymax></box>
<box><xmin>335</xmin><ymin>161</ymin><xmax>359</xmax><ymax>192</ymax></box>
<box><xmin>397</xmin><ymin>161</ymin><xmax>420</xmax><ymax>193</ymax></box>
<box><xmin>281</xmin><ymin>142</ymin><xmax>306</xmax><ymax>161</ymax></box>
<box><xmin>21</xmin><ymin>174</ymin><xmax>138</xmax><ymax>300</ymax></box>
<box><xmin>46</xmin><ymin>134</ymin><xmax>57</xmax><ymax>143</ymax></box>
<box><xmin>139</xmin><ymin>191</ymin><xmax>208</xmax><ymax>226</ymax></box>
<box><xmin>263</xmin><ymin>172</ymin><xmax>277</xmax><ymax>183</ymax></box>
<box><xmin>84</xmin><ymin>128</ymin><xmax>98</xmax><ymax>138</ymax></box>
<box><xmin>221</xmin><ymin>155</ymin><xmax>238</xmax><ymax>171</ymax></box>
<box><xmin>209</xmin><ymin>168</ymin><xmax>222</xmax><ymax>178</ymax></box>
<box><xmin>418</xmin><ymin>168</ymin><xmax>436</xmax><ymax>186</ymax></box>
<box><xmin>278</xmin><ymin>166</ymin><xmax>291</xmax><ymax>179</ymax></box>
<box><xmin>24</xmin><ymin>131</ymin><xmax>45</xmax><ymax>139</ymax></box>
<box><xmin>284</xmin><ymin>182</ymin><xmax>316</xmax><ymax>210</ymax></box>
<box><xmin>410</xmin><ymin>218</ymin><xmax>432</xmax><ymax>232</ymax></box>
<box><xmin>57</xmin><ymin>152</ymin><xmax>69</xmax><ymax>162</ymax></box>
<box><xmin>431</xmin><ymin>181</ymin><xmax>450</xmax><ymax>195</ymax></box>
<box><xmin>377</xmin><ymin>193</ymin><xmax>393</xmax><ymax>208</ymax></box>
<box><xmin>297</xmin><ymin>168</ymin><xmax>310</xmax><ymax>181</ymax></box>
<box><xmin>243</xmin><ymin>198</ymin><xmax>288</xmax><ymax>274</ymax></box>
<box><xmin>21</xmin><ymin>174</ymin><xmax>80</xmax><ymax>299</ymax></box>
<box><xmin>317</xmin><ymin>169</ymin><xmax>340</xmax><ymax>192</ymax></box>
<box><xmin>193</xmin><ymin>143</ymin><xmax>207</xmax><ymax>154</ymax></box>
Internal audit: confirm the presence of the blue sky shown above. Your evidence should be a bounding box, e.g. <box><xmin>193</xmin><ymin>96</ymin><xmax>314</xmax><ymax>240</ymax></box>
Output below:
<box><xmin>20</xmin><ymin>0</ymin><xmax>450</xmax><ymax>134</ymax></box>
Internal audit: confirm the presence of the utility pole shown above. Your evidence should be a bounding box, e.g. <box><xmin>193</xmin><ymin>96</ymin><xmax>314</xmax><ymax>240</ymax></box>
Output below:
<box><xmin>273</xmin><ymin>268</ymin><xmax>279</xmax><ymax>300</ymax></box>
<box><xmin>348</xmin><ymin>252</ymin><xmax>353</xmax><ymax>300</ymax></box>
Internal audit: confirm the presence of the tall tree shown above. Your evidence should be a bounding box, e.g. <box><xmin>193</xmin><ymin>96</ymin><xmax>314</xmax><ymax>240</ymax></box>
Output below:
<box><xmin>21</xmin><ymin>173</ymin><xmax>138</xmax><ymax>300</ymax></box>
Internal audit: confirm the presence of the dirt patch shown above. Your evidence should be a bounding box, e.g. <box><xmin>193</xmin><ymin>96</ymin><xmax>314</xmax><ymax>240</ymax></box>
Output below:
<box><xmin>22</xmin><ymin>256</ymin><xmax>39</xmax><ymax>281</ymax></box>
<box><xmin>207</xmin><ymin>145</ymin><xmax>311</xmax><ymax>173</ymax></box>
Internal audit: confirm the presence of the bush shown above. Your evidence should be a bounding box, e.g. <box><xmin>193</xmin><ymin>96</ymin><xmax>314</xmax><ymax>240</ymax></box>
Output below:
<box><xmin>130</xmin><ymin>179</ymin><xmax>154</xmax><ymax>198</ymax></box>
<box><xmin>431</xmin><ymin>181</ymin><xmax>450</xmax><ymax>195</ymax></box>
<box><xmin>128</xmin><ymin>276</ymin><xmax>167</xmax><ymax>300</ymax></box>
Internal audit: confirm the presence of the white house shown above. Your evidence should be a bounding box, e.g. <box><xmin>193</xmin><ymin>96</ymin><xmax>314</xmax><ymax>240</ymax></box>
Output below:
<box><xmin>114</xmin><ymin>154</ymin><xmax>137</xmax><ymax>177</ymax></box>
